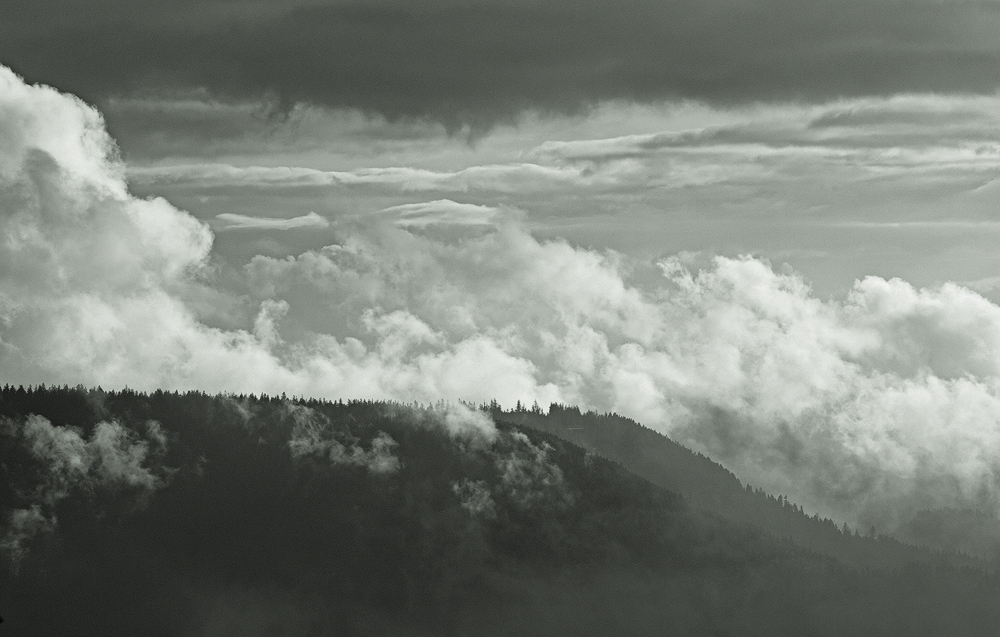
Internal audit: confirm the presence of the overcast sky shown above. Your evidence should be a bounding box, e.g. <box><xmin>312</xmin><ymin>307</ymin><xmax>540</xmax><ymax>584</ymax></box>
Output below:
<box><xmin>3</xmin><ymin>0</ymin><xmax>1000</xmax><ymax>294</ymax></box>
<box><xmin>4</xmin><ymin>0</ymin><xmax>1000</xmax><ymax>529</ymax></box>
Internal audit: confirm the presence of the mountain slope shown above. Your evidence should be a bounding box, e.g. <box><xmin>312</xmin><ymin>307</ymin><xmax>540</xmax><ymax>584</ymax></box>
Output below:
<box><xmin>893</xmin><ymin>508</ymin><xmax>1000</xmax><ymax>560</ymax></box>
<box><xmin>0</xmin><ymin>385</ymin><xmax>998</xmax><ymax>636</ymax></box>
<box><xmin>502</xmin><ymin>403</ymin><xmax>984</xmax><ymax>570</ymax></box>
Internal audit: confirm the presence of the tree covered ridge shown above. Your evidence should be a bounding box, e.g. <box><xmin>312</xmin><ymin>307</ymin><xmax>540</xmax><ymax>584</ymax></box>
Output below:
<box><xmin>0</xmin><ymin>384</ymin><xmax>998</xmax><ymax>636</ymax></box>
<box><xmin>501</xmin><ymin>402</ymin><xmax>989</xmax><ymax>570</ymax></box>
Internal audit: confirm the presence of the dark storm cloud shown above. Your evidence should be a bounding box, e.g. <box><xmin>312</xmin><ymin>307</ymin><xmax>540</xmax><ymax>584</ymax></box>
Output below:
<box><xmin>3</xmin><ymin>0</ymin><xmax>1000</xmax><ymax>128</ymax></box>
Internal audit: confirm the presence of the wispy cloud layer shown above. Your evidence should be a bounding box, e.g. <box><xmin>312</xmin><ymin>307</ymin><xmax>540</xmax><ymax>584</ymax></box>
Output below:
<box><xmin>125</xmin><ymin>94</ymin><xmax>1000</xmax><ymax>299</ymax></box>
<box><xmin>381</xmin><ymin>200</ymin><xmax>502</xmax><ymax>227</ymax></box>
<box><xmin>129</xmin><ymin>162</ymin><xmax>597</xmax><ymax>193</ymax></box>
<box><xmin>216</xmin><ymin>211</ymin><xmax>330</xmax><ymax>230</ymax></box>
<box><xmin>128</xmin><ymin>93</ymin><xmax>1000</xmax><ymax>203</ymax></box>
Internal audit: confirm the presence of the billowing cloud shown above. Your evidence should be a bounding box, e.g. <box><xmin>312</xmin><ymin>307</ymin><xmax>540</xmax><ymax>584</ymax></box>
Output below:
<box><xmin>215</xmin><ymin>211</ymin><xmax>329</xmax><ymax>230</ymax></box>
<box><xmin>244</xmin><ymin>227</ymin><xmax>1000</xmax><ymax>530</ymax></box>
<box><xmin>437</xmin><ymin>402</ymin><xmax>498</xmax><ymax>444</ymax></box>
<box><xmin>12</xmin><ymin>65</ymin><xmax>1000</xmax><ymax>533</ymax></box>
<box><xmin>3</xmin><ymin>0</ymin><xmax>1000</xmax><ymax>129</ymax></box>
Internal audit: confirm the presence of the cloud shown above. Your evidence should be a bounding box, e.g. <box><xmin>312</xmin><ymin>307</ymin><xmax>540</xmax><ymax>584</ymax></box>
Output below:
<box><xmin>496</xmin><ymin>431</ymin><xmax>572</xmax><ymax>510</ymax></box>
<box><xmin>14</xmin><ymin>65</ymin><xmax>1000</xmax><ymax>533</ymax></box>
<box><xmin>830</xmin><ymin>221</ymin><xmax>1000</xmax><ymax>230</ymax></box>
<box><xmin>437</xmin><ymin>402</ymin><xmax>497</xmax><ymax>444</ymax></box>
<box><xmin>1</xmin><ymin>415</ymin><xmax>167</xmax><ymax>563</ymax></box>
<box><xmin>0</xmin><ymin>506</ymin><xmax>51</xmax><ymax>566</ymax></box>
<box><xmin>286</xmin><ymin>404</ymin><xmax>400</xmax><ymax>474</ymax></box>
<box><xmin>286</xmin><ymin>401</ymin><xmax>496</xmax><ymax>474</ymax></box>
<box><xmin>128</xmin><ymin>161</ymin><xmax>599</xmax><ymax>193</ymax></box>
<box><xmin>215</xmin><ymin>211</ymin><xmax>330</xmax><ymax>230</ymax></box>
<box><xmin>22</xmin><ymin>415</ymin><xmax>167</xmax><ymax>497</ymax></box>
<box><xmin>119</xmin><ymin>93</ymin><xmax>1000</xmax><ymax>256</ymax></box>
<box><xmin>240</xmin><ymin>222</ymin><xmax>1000</xmax><ymax>530</ymax></box>
<box><xmin>530</xmin><ymin>95</ymin><xmax>1000</xmax><ymax>170</ymax></box>
<box><xmin>452</xmin><ymin>479</ymin><xmax>497</xmax><ymax>518</ymax></box>
<box><xmin>381</xmin><ymin>200</ymin><xmax>501</xmax><ymax>228</ymax></box>
<box><xmin>4</xmin><ymin>0</ymin><xmax>1000</xmax><ymax>128</ymax></box>
<box><xmin>960</xmin><ymin>275</ymin><xmax>1000</xmax><ymax>298</ymax></box>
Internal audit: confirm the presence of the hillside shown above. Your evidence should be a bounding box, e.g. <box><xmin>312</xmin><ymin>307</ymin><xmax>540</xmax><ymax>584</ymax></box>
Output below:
<box><xmin>498</xmin><ymin>403</ymin><xmax>985</xmax><ymax>570</ymax></box>
<box><xmin>893</xmin><ymin>508</ymin><xmax>1000</xmax><ymax>561</ymax></box>
<box><xmin>1</xmin><ymin>385</ymin><xmax>999</xmax><ymax>636</ymax></box>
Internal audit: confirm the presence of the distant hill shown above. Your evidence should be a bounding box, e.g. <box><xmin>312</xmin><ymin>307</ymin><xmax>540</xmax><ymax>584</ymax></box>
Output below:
<box><xmin>893</xmin><ymin>508</ymin><xmax>1000</xmax><ymax>560</ymax></box>
<box><xmin>1</xmin><ymin>385</ymin><xmax>999</xmax><ymax>636</ymax></box>
<box><xmin>500</xmin><ymin>402</ymin><xmax>985</xmax><ymax>570</ymax></box>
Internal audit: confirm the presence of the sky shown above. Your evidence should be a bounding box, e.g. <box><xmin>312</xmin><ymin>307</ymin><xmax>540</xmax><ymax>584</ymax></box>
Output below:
<box><xmin>4</xmin><ymin>0</ymin><xmax>1000</xmax><ymax>530</ymax></box>
<box><xmin>5</xmin><ymin>0</ymin><xmax>1000</xmax><ymax>293</ymax></box>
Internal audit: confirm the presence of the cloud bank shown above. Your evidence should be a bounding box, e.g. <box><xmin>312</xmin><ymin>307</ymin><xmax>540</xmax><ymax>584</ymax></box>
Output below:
<box><xmin>8</xmin><ymin>66</ymin><xmax>1000</xmax><ymax>531</ymax></box>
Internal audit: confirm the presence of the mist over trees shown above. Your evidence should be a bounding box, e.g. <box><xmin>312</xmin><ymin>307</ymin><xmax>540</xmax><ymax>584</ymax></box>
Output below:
<box><xmin>508</xmin><ymin>403</ymin><xmax>990</xmax><ymax>569</ymax></box>
<box><xmin>2</xmin><ymin>385</ymin><xmax>1000</xmax><ymax>636</ymax></box>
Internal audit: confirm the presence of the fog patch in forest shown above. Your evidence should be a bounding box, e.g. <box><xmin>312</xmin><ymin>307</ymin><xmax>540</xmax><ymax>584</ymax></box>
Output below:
<box><xmin>287</xmin><ymin>404</ymin><xmax>400</xmax><ymax>475</ymax></box>
<box><xmin>496</xmin><ymin>431</ymin><xmax>573</xmax><ymax>510</ymax></box>
<box><xmin>1</xmin><ymin>415</ymin><xmax>168</xmax><ymax>565</ymax></box>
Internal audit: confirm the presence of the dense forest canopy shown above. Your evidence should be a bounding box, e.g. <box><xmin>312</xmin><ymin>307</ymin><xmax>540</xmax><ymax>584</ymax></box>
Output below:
<box><xmin>1</xmin><ymin>385</ymin><xmax>999</xmax><ymax>636</ymax></box>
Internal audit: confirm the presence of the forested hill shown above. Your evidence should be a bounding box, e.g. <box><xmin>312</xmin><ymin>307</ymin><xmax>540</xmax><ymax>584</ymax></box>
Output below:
<box><xmin>497</xmin><ymin>403</ymin><xmax>986</xmax><ymax>570</ymax></box>
<box><xmin>2</xmin><ymin>385</ymin><xmax>999</xmax><ymax>636</ymax></box>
